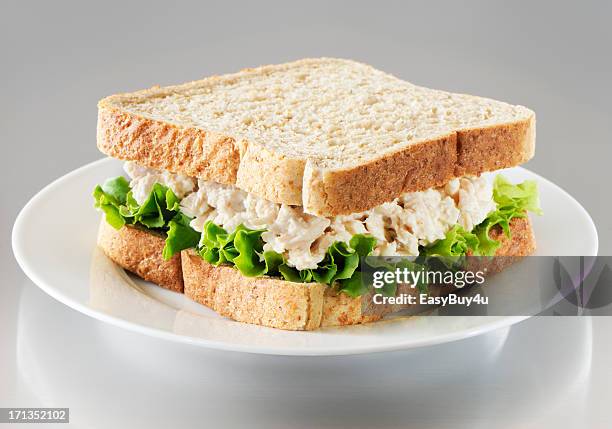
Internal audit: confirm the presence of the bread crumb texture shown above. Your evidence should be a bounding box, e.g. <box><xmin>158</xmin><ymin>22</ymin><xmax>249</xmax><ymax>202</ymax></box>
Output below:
<box><xmin>107</xmin><ymin>58</ymin><xmax>531</xmax><ymax>168</ymax></box>
<box><xmin>99</xmin><ymin>58</ymin><xmax>534</xmax><ymax>215</ymax></box>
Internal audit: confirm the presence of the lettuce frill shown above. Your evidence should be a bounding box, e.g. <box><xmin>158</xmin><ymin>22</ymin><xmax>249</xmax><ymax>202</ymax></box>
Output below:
<box><xmin>93</xmin><ymin>177</ymin><xmax>199</xmax><ymax>260</ymax></box>
<box><xmin>94</xmin><ymin>175</ymin><xmax>541</xmax><ymax>296</ymax></box>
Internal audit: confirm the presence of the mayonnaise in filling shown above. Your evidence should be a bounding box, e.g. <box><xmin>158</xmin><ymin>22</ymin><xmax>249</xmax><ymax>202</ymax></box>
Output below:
<box><xmin>124</xmin><ymin>162</ymin><xmax>496</xmax><ymax>270</ymax></box>
<box><xmin>124</xmin><ymin>161</ymin><xmax>197</xmax><ymax>205</ymax></box>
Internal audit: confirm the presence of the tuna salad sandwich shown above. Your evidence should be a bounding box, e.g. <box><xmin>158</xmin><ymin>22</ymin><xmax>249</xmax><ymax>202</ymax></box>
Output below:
<box><xmin>93</xmin><ymin>58</ymin><xmax>541</xmax><ymax>330</ymax></box>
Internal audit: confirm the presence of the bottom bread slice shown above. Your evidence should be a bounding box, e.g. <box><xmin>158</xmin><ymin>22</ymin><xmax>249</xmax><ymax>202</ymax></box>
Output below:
<box><xmin>97</xmin><ymin>220</ymin><xmax>184</xmax><ymax>292</ymax></box>
<box><xmin>181</xmin><ymin>217</ymin><xmax>536</xmax><ymax>330</ymax></box>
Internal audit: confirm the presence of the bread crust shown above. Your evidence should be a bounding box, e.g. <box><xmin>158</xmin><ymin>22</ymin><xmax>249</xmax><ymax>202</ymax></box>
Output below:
<box><xmin>97</xmin><ymin>220</ymin><xmax>184</xmax><ymax>292</ymax></box>
<box><xmin>97</xmin><ymin>107</ymin><xmax>240</xmax><ymax>185</ymax></box>
<box><xmin>302</xmin><ymin>133</ymin><xmax>458</xmax><ymax>215</ymax></box>
<box><xmin>97</xmin><ymin>58</ymin><xmax>535</xmax><ymax>216</ymax></box>
<box><xmin>181</xmin><ymin>217</ymin><xmax>536</xmax><ymax>330</ymax></box>
<box><xmin>181</xmin><ymin>250</ymin><xmax>325</xmax><ymax>330</ymax></box>
<box><xmin>455</xmin><ymin>115</ymin><xmax>535</xmax><ymax>177</ymax></box>
<box><xmin>304</xmin><ymin>116</ymin><xmax>535</xmax><ymax>215</ymax></box>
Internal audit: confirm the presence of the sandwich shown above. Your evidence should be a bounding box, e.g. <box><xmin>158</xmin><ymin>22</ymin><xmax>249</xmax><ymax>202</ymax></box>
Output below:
<box><xmin>93</xmin><ymin>58</ymin><xmax>541</xmax><ymax>330</ymax></box>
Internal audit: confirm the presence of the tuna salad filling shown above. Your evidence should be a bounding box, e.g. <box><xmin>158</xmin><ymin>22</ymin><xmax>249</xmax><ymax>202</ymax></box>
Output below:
<box><xmin>93</xmin><ymin>161</ymin><xmax>541</xmax><ymax>294</ymax></box>
<box><xmin>182</xmin><ymin>179</ymin><xmax>494</xmax><ymax>270</ymax></box>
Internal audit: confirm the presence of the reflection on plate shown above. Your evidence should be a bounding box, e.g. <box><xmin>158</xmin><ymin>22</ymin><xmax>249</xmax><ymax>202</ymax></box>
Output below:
<box><xmin>16</xmin><ymin>281</ymin><xmax>593</xmax><ymax>428</ymax></box>
<box><xmin>12</xmin><ymin>158</ymin><xmax>598</xmax><ymax>355</ymax></box>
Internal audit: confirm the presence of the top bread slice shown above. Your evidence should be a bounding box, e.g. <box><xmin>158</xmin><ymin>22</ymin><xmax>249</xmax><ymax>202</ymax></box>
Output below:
<box><xmin>97</xmin><ymin>58</ymin><xmax>535</xmax><ymax>216</ymax></box>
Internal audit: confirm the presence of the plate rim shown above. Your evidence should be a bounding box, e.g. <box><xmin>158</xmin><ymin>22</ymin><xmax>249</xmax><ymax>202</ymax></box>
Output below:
<box><xmin>11</xmin><ymin>157</ymin><xmax>599</xmax><ymax>356</ymax></box>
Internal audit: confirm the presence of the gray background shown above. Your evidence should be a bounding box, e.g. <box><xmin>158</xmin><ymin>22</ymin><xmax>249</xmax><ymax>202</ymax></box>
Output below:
<box><xmin>2</xmin><ymin>1</ymin><xmax>611</xmax><ymax>255</ymax></box>
<box><xmin>1</xmin><ymin>1</ymin><xmax>611</xmax><ymax>427</ymax></box>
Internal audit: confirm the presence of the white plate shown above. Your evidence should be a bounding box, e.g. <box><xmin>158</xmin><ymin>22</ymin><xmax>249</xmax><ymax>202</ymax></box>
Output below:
<box><xmin>12</xmin><ymin>158</ymin><xmax>598</xmax><ymax>355</ymax></box>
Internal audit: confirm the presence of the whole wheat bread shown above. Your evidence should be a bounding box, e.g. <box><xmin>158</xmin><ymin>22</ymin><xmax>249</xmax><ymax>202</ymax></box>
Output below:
<box><xmin>97</xmin><ymin>221</ymin><xmax>184</xmax><ymax>292</ymax></box>
<box><xmin>180</xmin><ymin>217</ymin><xmax>535</xmax><ymax>330</ymax></box>
<box><xmin>96</xmin><ymin>217</ymin><xmax>535</xmax><ymax>330</ymax></box>
<box><xmin>97</xmin><ymin>58</ymin><xmax>535</xmax><ymax>216</ymax></box>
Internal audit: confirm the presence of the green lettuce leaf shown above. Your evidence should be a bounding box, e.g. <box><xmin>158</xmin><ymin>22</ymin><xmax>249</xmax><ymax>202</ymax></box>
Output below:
<box><xmin>100</xmin><ymin>176</ymin><xmax>130</xmax><ymax>204</ymax></box>
<box><xmin>422</xmin><ymin>175</ymin><xmax>542</xmax><ymax>258</ymax></box>
<box><xmin>194</xmin><ymin>223</ymin><xmax>379</xmax><ymax>291</ymax></box>
<box><xmin>95</xmin><ymin>174</ymin><xmax>542</xmax><ymax>298</ymax></box>
<box><xmin>198</xmin><ymin>221</ymin><xmax>240</xmax><ymax>265</ymax></box>
<box><xmin>275</xmin><ymin>236</ymin><xmax>376</xmax><ymax>287</ymax></box>
<box><xmin>93</xmin><ymin>176</ymin><xmax>132</xmax><ymax>229</ymax></box>
<box><xmin>493</xmin><ymin>175</ymin><xmax>543</xmax><ymax>215</ymax></box>
<box><xmin>233</xmin><ymin>227</ymin><xmax>267</xmax><ymax>277</ymax></box>
<box><xmin>278</xmin><ymin>265</ymin><xmax>313</xmax><ymax>283</ymax></box>
<box><xmin>338</xmin><ymin>271</ymin><xmax>368</xmax><ymax>298</ymax></box>
<box><xmin>421</xmin><ymin>225</ymin><xmax>479</xmax><ymax>258</ymax></box>
<box><xmin>470</xmin><ymin>175</ymin><xmax>542</xmax><ymax>256</ymax></box>
<box><xmin>350</xmin><ymin>234</ymin><xmax>378</xmax><ymax>258</ymax></box>
<box><xmin>93</xmin><ymin>177</ymin><xmax>198</xmax><ymax>261</ymax></box>
<box><xmin>197</xmin><ymin>221</ymin><xmax>285</xmax><ymax>277</ymax></box>
<box><xmin>263</xmin><ymin>251</ymin><xmax>284</xmax><ymax>276</ymax></box>
<box><xmin>163</xmin><ymin>213</ymin><xmax>201</xmax><ymax>260</ymax></box>
<box><xmin>328</xmin><ymin>242</ymin><xmax>359</xmax><ymax>283</ymax></box>
<box><xmin>93</xmin><ymin>187</ymin><xmax>125</xmax><ymax>229</ymax></box>
<box><xmin>336</xmin><ymin>235</ymin><xmax>378</xmax><ymax>296</ymax></box>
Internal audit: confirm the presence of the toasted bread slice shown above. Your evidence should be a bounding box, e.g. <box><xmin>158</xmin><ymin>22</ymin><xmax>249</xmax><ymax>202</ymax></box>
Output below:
<box><xmin>97</xmin><ymin>58</ymin><xmax>534</xmax><ymax>216</ymax></box>
<box><xmin>97</xmin><ymin>220</ymin><xmax>183</xmax><ymax>292</ymax></box>
<box><xmin>181</xmin><ymin>217</ymin><xmax>536</xmax><ymax>330</ymax></box>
